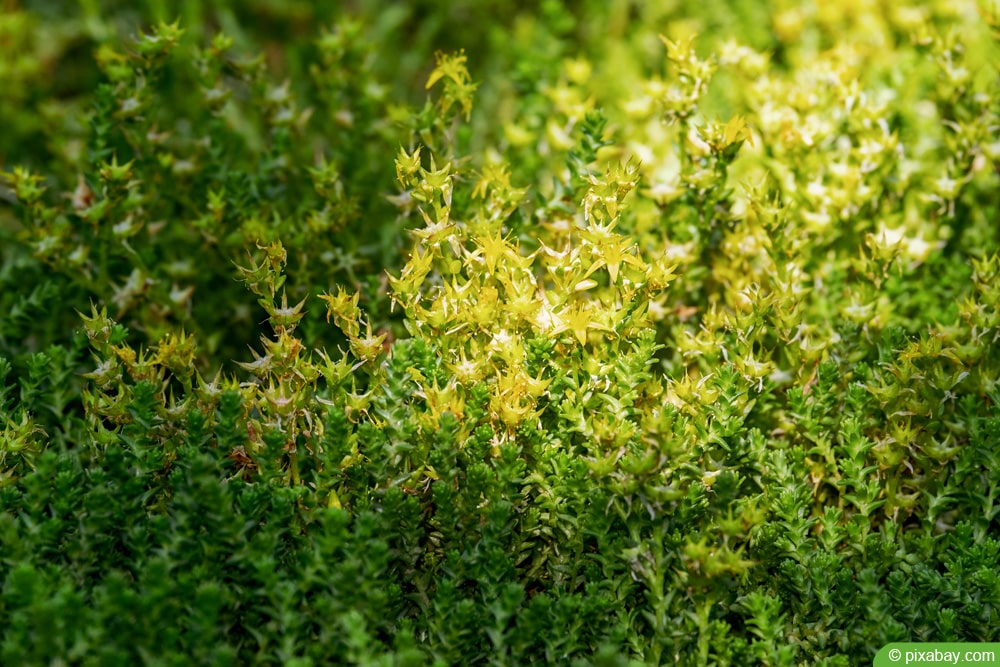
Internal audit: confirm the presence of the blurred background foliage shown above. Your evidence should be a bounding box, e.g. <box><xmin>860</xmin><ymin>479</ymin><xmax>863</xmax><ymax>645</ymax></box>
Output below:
<box><xmin>0</xmin><ymin>0</ymin><xmax>993</xmax><ymax>462</ymax></box>
<box><xmin>1</xmin><ymin>0</ymin><xmax>997</xmax><ymax>415</ymax></box>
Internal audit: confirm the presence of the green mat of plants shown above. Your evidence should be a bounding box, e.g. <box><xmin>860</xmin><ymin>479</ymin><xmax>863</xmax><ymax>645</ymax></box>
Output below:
<box><xmin>2</xmin><ymin>1</ymin><xmax>999</xmax><ymax>664</ymax></box>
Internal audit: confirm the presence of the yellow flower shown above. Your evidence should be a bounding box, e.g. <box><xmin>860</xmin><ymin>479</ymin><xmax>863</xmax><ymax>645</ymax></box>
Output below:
<box><xmin>425</xmin><ymin>49</ymin><xmax>471</xmax><ymax>89</ymax></box>
<box><xmin>592</xmin><ymin>236</ymin><xmax>646</xmax><ymax>284</ymax></box>
<box><xmin>469</xmin><ymin>227</ymin><xmax>509</xmax><ymax>276</ymax></box>
<box><xmin>395</xmin><ymin>146</ymin><xmax>421</xmax><ymax>186</ymax></box>
<box><xmin>556</xmin><ymin>303</ymin><xmax>608</xmax><ymax>346</ymax></box>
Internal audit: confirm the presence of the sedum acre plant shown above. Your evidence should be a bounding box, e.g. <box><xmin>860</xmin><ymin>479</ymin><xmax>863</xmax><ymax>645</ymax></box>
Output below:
<box><xmin>2</xmin><ymin>1</ymin><xmax>1000</xmax><ymax>665</ymax></box>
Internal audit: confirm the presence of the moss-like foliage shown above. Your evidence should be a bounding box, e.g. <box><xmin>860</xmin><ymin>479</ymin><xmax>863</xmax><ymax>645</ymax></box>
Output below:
<box><xmin>2</xmin><ymin>1</ymin><xmax>999</xmax><ymax>664</ymax></box>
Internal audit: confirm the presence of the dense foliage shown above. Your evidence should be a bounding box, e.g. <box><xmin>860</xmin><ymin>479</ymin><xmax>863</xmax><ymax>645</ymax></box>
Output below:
<box><xmin>2</xmin><ymin>1</ymin><xmax>999</xmax><ymax>664</ymax></box>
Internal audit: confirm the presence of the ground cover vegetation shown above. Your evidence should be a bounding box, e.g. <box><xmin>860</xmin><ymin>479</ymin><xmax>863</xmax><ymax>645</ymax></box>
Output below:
<box><xmin>1</xmin><ymin>0</ymin><xmax>1000</xmax><ymax>664</ymax></box>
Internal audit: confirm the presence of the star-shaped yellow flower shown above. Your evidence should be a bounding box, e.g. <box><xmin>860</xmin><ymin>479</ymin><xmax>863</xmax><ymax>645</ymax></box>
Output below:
<box><xmin>557</xmin><ymin>302</ymin><xmax>606</xmax><ymax>346</ymax></box>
